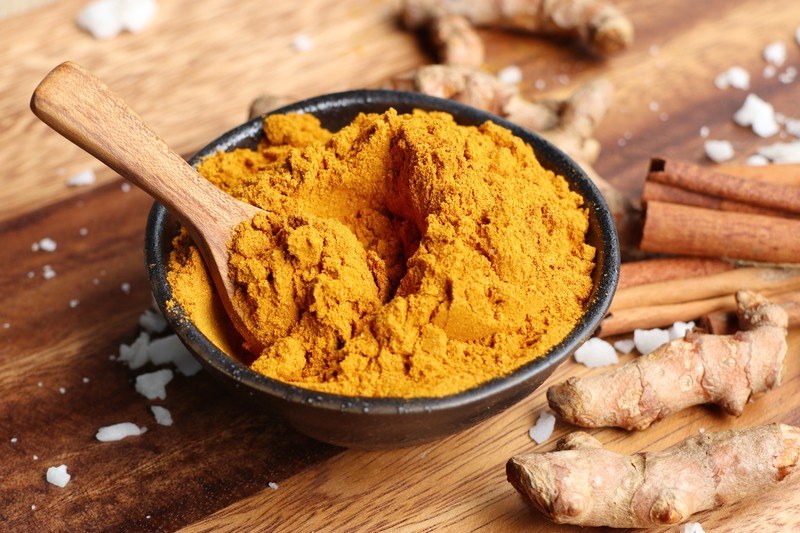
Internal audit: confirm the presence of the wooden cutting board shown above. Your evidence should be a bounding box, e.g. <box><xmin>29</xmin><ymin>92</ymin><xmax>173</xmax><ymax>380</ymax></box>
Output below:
<box><xmin>2</xmin><ymin>0</ymin><xmax>800</xmax><ymax>531</ymax></box>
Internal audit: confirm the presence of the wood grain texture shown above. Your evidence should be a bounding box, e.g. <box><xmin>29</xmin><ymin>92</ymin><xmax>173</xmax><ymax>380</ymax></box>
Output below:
<box><xmin>3</xmin><ymin>0</ymin><xmax>800</xmax><ymax>531</ymax></box>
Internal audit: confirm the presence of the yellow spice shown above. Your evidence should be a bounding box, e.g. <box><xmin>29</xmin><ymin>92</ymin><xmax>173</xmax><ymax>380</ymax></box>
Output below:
<box><xmin>168</xmin><ymin>109</ymin><xmax>595</xmax><ymax>398</ymax></box>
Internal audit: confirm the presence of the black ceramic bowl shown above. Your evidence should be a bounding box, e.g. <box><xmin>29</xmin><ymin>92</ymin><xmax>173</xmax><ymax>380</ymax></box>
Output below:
<box><xmin>145</xmin><ymin>90</ymin><xmax>619</xmax><ymax>449</ymax></box>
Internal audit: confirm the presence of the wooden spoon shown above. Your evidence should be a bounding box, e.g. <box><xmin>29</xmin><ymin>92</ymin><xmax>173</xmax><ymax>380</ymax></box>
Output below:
<box><xmin>31</xmin><ymin>61</ymin><xmax>263</xmax><ymax>348</ymax></box>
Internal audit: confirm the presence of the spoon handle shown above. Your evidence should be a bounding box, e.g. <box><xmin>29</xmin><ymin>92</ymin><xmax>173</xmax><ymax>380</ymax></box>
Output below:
<box><xmin>30</xmin><ymin>61</ymin><xmax>250</xmax><ymax>232</ymax></box>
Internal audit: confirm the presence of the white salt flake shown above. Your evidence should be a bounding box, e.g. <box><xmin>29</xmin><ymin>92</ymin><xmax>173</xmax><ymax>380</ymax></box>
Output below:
<box><xmin>31</xmin><ymin>504</ymin><xmax>36</xmax><ymax>511</ymax></box>
<box><xmin>120</xmin><ymin>282</ymin><xmax>131</xmax><ymax>295</ymax></box>
<box><xmin>148</xmin><ymin>335</ymin><xmax>202</xmax><ymax>376</ymax></box>
<box><xmin>121</xmin><ymin>182</ymin><xmax>131</xmax><ymax>192</ymax></box>
<box><xmin>785</xmin><ymin>118</ymin><xmax>800</xmax><ymax>137</ymax></box>
<box><xmin>734</xmin><ymin>93</ymin><xmax>779</xmax><ymax>137</ymax></box>
<box><xmin>118</xmin><ymin>331</ymin><xmax>151</xmax><ymax>369</ymax></box>
<box><xmin>764</xmin><ymin>41</ymin><xmax>787</xmax><ymax>67</ymax></box>
<box><xmin>3</xmin><ymin>323</ymin><xmax>10</xmax><ymax>329</ymax></box>
<box><xmin>714</xmin><ymin>66</ymin><xmax>750</xmax><ymax>90</ymax></box>
<box><xmin>79</xmin><ymin>228</ymin><xmax>89</xmax><ymax>237</ymax></box>
<box><xmin>95</xmin><ymin>422</ymin><xmax>147</xmax><ymax>442</ymax></box>
<box><xmin>269</xmin><ymin>482</ymin><xmax>279</xmax><ymax>490</ymax></box>
<box><xmin>37</xmin><ymin>381</ymin><xmax>43</xmax><ymax>387</ymax></box>
<box><xmin>699</xmin><ymin>427</ymin><xmax>706</xmax><ymax>434</ymax></box>
<box><xmin>66</xmin><ymin>169</ymin><xmax>96</xmax><ymax>187</ymax></box>
<box><xmin>33</xmin><ymin>455</ymin><xmax>39</xmax><ymax>460</ymax></box>
<box><xmin>118</xmin><ymin>0</ymin><xmax>158</xmax><ymax>33</ymax></box>
<box><xmin>10</xmin><ymin>437</ymin><xmax>18</xmax><ymax>443</ymax></box>
<box><xmin>27</xmin><ymin>271</ymin><xmax>35</xmax><ymax>279</ymax></box>
<box><xmin>574</xmin><ymin>338</ymin><xmax>618</xmax><ymax>368</ymax></box>
<box><xmin>497</xmin><ymin>65</ymin><xmax>523</xmax><ymax>85</ymax></box>
<box><xmin>69</xmin><ymin>299</ymin><xmax>80</xmax><ymax>308</ymax></box>
<box><xmin>779</xmin><ymin>66</ymin><xmax>798</xmax><ymax>84</ymax></box>
<box><xmin>528</xmin><ymin>412</ymin><xmax>556</xmax><ymax>444</ymax></box>
<box><xmin>704</xmin><ymin>139</ymin><xmax>734</xmax><ymax>162</ymax></box>
<box><xmin>613</xmin><ymin>339</ymin><xmax>636</xmax><ymax>354</ymax></box>
<box><xmin>31</xmin><ymin>242</ymin><xmax>39</xmax><ymax>252</ymax></box>
<box><xmin>43</xmin><ymin>265</ymin><xmax>56</xmax><ymax>280</ymax></box>
<box><xmin>36</xmin><ymin>238</ymin><xmax>57</xmax><ymax>252</ymax></box>
<box><xmin>46</xmin><ymin>465</ymin><xmax>71</xmax><ymax>488</ymax></box>
<box><xmin>291</xmin><ymin>33</ymin><xmax>314</xmax><ymax>52</ymax></box>
<box><xmin>764</xmin><ymin>65</ymin><xmax>777</xmax><ymax>79</ymax></box>
<box><xmin>135</xmin><ymin>369</ymin><xmax>173</xmax><ymax>400</ymax></box>
<box><xmin>150</xmin><ymin>405</ymin><xmax>173</xmax><ymax>426</ymax></box>
<box><xmin>699</xmin><ymin>126</ymin><xmax>710</xmax><ymax>138</ymax></box>
<box><xmin>139</xmin><ymin>308</ymin><xmax>167</xmax><ymax>335</ymax></box>
<box><xmin>668</xmin><ymin>320</ymin><xmax>695</xmax><ymax>340</ymax></box>
<box><xmin>59</xmin><ymin>387</ymin><xmax>66</xmax><ymax>394</ymax></box>
<box><xmin>758</xmin><ymin>141</ymin><xmax>800</xmax><ymax>163</ymax></box>
<box><xmin>745</xmin><ymin>154</ymin><xmax>769</xmax><ymax>166</ymax></box>
<box><xmin>82</xmin><ymin>377</ymin><xmax>90</xmax><ymax>384</ymax></box>
<box><xmin>633</xmin><ymin>328</ymin><xmax>670</xmax><ymax>355</ymax></box>
<box><xmin>680</xmin><ymin>522</ymin><xmax>706</xmax><ymax>533</ymax></box>
<box><xmin>77</xmin><ymin>0</ymin><xmax>157</xmax><ymax>40</ymax></box>
<box><xmin>76</xmin><ymin>0</ymin><xmax>122</xmax><ymax>39</ymax></box>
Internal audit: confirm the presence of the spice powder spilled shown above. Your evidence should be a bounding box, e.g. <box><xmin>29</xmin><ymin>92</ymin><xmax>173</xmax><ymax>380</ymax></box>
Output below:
<box><xmin>167</xmin><ymin>109</ymin><xmax>595</xmax><ymax>397</ymax></box>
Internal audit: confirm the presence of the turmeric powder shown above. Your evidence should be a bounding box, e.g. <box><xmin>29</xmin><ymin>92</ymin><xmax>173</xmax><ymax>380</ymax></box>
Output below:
<box><xmin>168</xmin><ymin>109</ymin><xmax>595</xmax><ymax>397</ymax></box>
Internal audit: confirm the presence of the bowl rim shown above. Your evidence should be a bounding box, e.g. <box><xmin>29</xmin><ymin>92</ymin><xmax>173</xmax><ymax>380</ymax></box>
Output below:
<box><xmin>145</xmin><ymin>89</ymin><xmax>620</xmax><ymax>415</ymax></box>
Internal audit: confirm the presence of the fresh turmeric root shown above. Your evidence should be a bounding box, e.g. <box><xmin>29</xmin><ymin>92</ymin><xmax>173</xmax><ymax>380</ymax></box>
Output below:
<box><xmin>507</xmin><ymin>423</ymin><xmax>800</xmax><ymax>528</ymax></box>
<box><xmin>548</xmin><ymin>291</ymin><xmax>788</xmax><ymax>431</ymax></box>
<box><xmin>402</xmin><ymin>0</ymin><xmax>634</xmax><ymax>55</ymax></box>
<box><xmin>431</xmin><ymin>14</ymin><xmax>485</xmax><ymax>67</ymax></box>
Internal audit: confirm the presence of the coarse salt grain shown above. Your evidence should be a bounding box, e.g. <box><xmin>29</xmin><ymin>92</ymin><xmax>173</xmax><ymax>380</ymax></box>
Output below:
<box><xmin>714</xmin><ymin>66</ymin><xmax>750</xmax><ymax>90</ymax></box>
<box><xmin>734</xmin><ymin>93</ymin><xmax>780</xmax><ymax>137</ymax></box>
<box><xmin>37</xmin><ymin>381</ymin><xmax>43</xmax><ymax>387</ymax></box>
<box><xmin>785</xmin><ymin>118</ymin><xmax>800</xmax><ymax>137</ymax></box>
<box><xmin>763</xmin><ymin>41</ymin><xmax>787</xmax><ymax>67</ymax></box>
<box><xmin>633</xmin><ymin>328</ymin><xmax>670</xmax><ymax>355</ymax></box>
<box><xmin>121</xmin><ymin>182</ymin><xmax>131</xmax><ymax>192</ymax></box>
<box><xmin>46</xmin><ymin>465</ymin><xmax>71</xmax><ymax>488</ymax></box>
<box><xmin>291</xmin><ymin>33</ymin><xmax>314</xmax><ymax>52</ymax></box>
<box><xmin>66</xmin><ymin>169</ymin><xmax>96</xmax><ymax>187</ymax></box>
<box><xmin>96</xmin><ymin>422</ymin><xmax>147</xmax><ymax>442</ymax></box>
<box><xmin>69</xmin><ymin>299</ymin><xmax>80</xmax><ymax>308</ymax></box>
<box><xmin>699</xmin><ymin>126</ymin><xmax>710</xmax><ymax>138</ymax></box>
<box><xmin>680</xmin><ymin>522</ymin><xmax>706</xmax><ymax>533</ymax></box>
<box><xmin>31</xmin><ymin>504</ymin><xmax>36</xmax><ymax>511</ymax></box>
<box><xmin>648</xmin><ymin>101</ymin><xmax>659</xmax><ymax>112</ymax></box>
<box><xmin>121</xmin><ymin>282</ymin><xmax>131</xmax><ymax>294</ymax></box>
<box><xmin>134</xmin><ymin>369</ymin><xmax>173</xmax><ymax>400</ymax></box>
<box><xmin>118</xmin><ymin>331</ymin><xmax>151</xmax><ymax>369</ymax></box>
<box><xmin>497</xmin><ymin>65</ymin><xmax>523</xmax><ymax>85</ymax></box>
<box><xmin>35</xmin><ymin>238</ymin><xmax>57</xmax><ymax>252</ymax></box>
<box><xmin>11</xmin><ymin>437</ymin><xmax>18</xmax><ymax>443</ymax></box>
<box><xmin>79</xmin><ymin>228</ymin><xmax>89</xmax><ymax>236</ymax></box>
<box><xmin>43</xmin><ymin>265</ymin><xmax>56</xmax><ymax>280</ymax></box>
<box><xmin>150</xmin><ymin>405</ymin><xmax>173</xmax><ymax>426</ymax></box>
<box><xmin>33</xmin><ymin>455</ymin><xmax>39</xmax><ymax>460</ymax></box>
<box><xmin>3</xmin><ymin>323</ymin><xmax>10</xmax><ymax>329</ymax></box>
<box><xmin>82</xmin><ymin>377</ymin><xmax>90</xmax><ymax>384</ymax></box>
<box><xmin>573</xmin><ymin>338</ymin><xmax>618</xmax><ymax>368</ymax></box>
<box><xmin>59</xmin><ymin>387</ymin><xmax>66</xmax><ymax>394</ymax></box>
<box><xmin>745</xmin><ymin>154</ymin><xmax>769</xmax><ymax>166</ymax></box>
<box><xmin>139</xmin><ymin>308</ymin><xmax>167</xmax><ymax>335</ymax></box>
<box><xmin>779</xmin><ymin>66</ymin><xmax>798</xmax><ymax>84</ymax></box>
<box><xmin>699</xmin><ymin>427</ymin><xmax>706</xmax><ymax>434</ymax></box>
<box><xmin>76</xmin><ymin>0</ymin><xmax>157</xmax><ymax>40</ymax></box>
<box><xmin>613</xmin><ymin>339</ymin><xmax>636</xmax><ymax>354</ymax></box>
<box><xmin>269</xmin><ymin>482</ymin><xmax>279</xmax><ymax>490</ymax></box>
<box><xmin>758</xmin><ymin>141</ymin><xmax>800</xmax><ymax>163</ymax></box>
<box><xmin>764</xmin><ymin>65</ymin><xmax>777</xmax><ymax>79</ymax></box>
<box><xmin>148</xmin><ymin>335</ymin><xmax>202</xmax><ymax>376</ymax></box>
<box><xmin>668</xmin><ymin>320</ymin><xmax>695</xmax><ymax>340</ymax></box>
<box><xmin>27</xmin><ymin>271</ymin><xmax>35</xmax><ymax>278</ymax></box>
<box><xmin>528</xmin><ymin>412</ymin><xmax>556</xmax><ymax>444</ymax></box>
<box><xmin>704</xmin><ymin>139</ymin><xmax>734</xmax><ymax>162</ymax></box>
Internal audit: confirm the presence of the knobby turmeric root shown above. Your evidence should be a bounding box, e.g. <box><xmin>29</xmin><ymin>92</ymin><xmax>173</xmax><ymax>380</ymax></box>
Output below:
<box><xmin>507</xmin><ymin>424</ymin><xmax>800</xmax><ymax>528</ymax></box>
<box><xmin>548</xmin><ymin>291</ymin><xmax>788</xmax><ymax>431</ymax></box>
<box><xmin>431</xmin><ymin>14</ymin><xmax>485</xmax><ymax>67</ymax></box>
<box><xmin>402</xmin><ymin>0</ymin><xmax>634</xmax><ymax>55</ymax></box>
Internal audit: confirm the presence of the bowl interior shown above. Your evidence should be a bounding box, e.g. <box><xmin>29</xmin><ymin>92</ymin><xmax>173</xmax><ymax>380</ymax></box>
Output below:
<box><xmin>146</xmin><ymin>89</ymin><xmax>619</xmax><ymax>441</ymax></box>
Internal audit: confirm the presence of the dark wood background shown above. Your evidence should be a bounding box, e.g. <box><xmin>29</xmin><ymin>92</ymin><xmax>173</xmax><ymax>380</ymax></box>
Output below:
<box><xmin>2</xmin><ymin>0</ymin><xmax>800</xmax><ymax>531</ymax></box>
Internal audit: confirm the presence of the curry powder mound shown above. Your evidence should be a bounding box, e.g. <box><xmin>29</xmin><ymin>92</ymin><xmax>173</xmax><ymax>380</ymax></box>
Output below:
<box><xmin>168</xmin><ymin>109</ymin><xmax>595</xmax><ymax>398</ymax></box>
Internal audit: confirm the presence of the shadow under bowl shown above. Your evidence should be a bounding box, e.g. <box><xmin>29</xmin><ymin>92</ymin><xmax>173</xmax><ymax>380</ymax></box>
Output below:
<box><xmin>145</xmin><ymin>89</ymin><xmax>620</xmax><ymax>449</ymax></box>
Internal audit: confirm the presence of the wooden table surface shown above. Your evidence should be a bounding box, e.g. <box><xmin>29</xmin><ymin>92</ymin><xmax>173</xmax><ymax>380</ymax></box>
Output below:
<box><xmin>2</xmin><ymin>0</ymin><xmax>800</xmax><ymax>531</ymax></box>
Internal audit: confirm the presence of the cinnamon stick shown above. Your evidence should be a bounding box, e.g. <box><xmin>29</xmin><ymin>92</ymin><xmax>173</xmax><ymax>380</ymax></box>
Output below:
<box><xmin>642</xmin><ymin>181</ymin><xmax>796</xmax><ymax>218</ymax></box>
<box><xmin>649</xmin><ymin>158</ymin><xmax>800</xmax><ymax>214</ymax></box>
<box><xmin>611</xmin><ymin>267</ymin><xmax>800</xmax><ymax>312</ymax></box>
<box><xmin>618</xmin><ymin>257</ymin><xmax>733</xmax><ymax>290</ymax></box>
<box><xmin>717</xmin><ymin>163</ymin><xmax>800</xmax><ymax>185</ymax></box>
<box><xmin>640</xmin><ymin>201</ymin><xmax>800</xmax><ymax>264</ymax></box>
